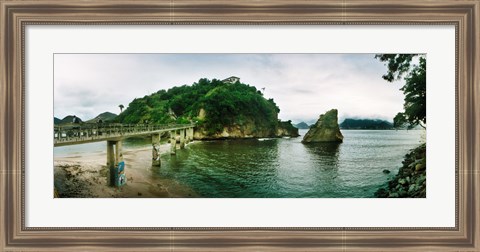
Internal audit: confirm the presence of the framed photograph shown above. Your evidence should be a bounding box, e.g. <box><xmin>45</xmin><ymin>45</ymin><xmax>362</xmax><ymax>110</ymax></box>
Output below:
<box><xmin>1</xmin><ymin>0</ymin><xmax>479</xmax><ymax>251</ymax></box>
<box><xmin>51</xmin><ymin>53</ymin><xmax>426</xmax><ymax>199</ymax></box>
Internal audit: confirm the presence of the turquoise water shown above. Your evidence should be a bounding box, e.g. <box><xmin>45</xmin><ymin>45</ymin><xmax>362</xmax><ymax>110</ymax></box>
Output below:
<box><xmin>54</xmin><ymin>130</ymin><xmax>424</xmax><ymax>198</ymax></box>
<box><xmin>155</xmin><ymin>129</ymin><xmax>423</xmax><ymax>197</ymax></box>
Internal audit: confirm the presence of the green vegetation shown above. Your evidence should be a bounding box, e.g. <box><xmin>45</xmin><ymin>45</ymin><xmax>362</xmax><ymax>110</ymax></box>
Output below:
<box><xmin>116</xmin><ymin>78</ymin><xmax>283</xmax><ymax>136</ymax></box>
<box><xmin>375</xmin><ymin>54</ymin><xmax>426</xmax><ymax>129</ymax></box>
<box><xmin>340</xmin><ymin>118</ymin><xmax>393</xmax><ymax>130</ymax></box>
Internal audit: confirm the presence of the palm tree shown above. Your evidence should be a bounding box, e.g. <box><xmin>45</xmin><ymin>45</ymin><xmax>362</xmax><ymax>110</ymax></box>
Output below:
<box><xmin>119</xmin><ymin>104</ymin><xmax>124</xmax><ymax>113</ymax></box>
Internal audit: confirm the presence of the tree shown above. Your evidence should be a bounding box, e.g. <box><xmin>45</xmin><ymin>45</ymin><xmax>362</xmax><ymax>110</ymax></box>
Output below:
<box><xmin>376</xmin><ymin>54</ymin><xmax>426</xmax><ymax>129</ymax></box>
<box><xmin>119</xmin><ymin>104</ymin><xmax>124</xmax><ymax>113</ymax></box>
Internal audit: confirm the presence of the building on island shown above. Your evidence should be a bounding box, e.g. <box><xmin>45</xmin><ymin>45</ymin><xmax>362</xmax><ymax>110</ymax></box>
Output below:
<box><xmin>222</xmin><ymin>76</ymin><xmax>240</xmax><ymax>84</ymax></box>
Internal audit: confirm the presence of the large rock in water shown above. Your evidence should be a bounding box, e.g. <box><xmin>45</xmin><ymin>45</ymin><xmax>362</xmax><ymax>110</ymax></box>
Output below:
<box><xmin>302</xmin><ymin>109</ymin><xmax>343</xmax><ymax>143</ymax></box>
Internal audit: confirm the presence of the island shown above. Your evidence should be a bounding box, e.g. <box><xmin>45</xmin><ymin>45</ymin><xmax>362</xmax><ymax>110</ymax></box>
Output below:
<box><xmin>114</xmin><ymin>78</ymin><xmax>299</xmax><ymax>139</ymax></box>
<box><xmin>339</xmin><ymin>118</ymin><xmax>393</xmax><ymax>130</ymax></box>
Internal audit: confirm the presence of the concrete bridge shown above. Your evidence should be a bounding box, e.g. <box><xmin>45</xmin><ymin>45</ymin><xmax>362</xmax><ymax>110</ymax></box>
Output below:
<box><xmin>54</xmin><ymin>123</ymin><xmax>195</xmax><ymax>187</ymax></box>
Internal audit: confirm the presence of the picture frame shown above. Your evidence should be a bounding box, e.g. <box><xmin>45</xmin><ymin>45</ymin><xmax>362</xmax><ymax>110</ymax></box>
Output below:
<box><xmin>1</xmin><ymin>0</ymin><xmax>478</xmax><ymax>251</ymax></box>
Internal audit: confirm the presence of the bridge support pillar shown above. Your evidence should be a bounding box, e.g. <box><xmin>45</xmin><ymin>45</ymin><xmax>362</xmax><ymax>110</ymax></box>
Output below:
<box><xmin>179</xmin><ymin>129</ymin><xmax>185</xmax><ymax>149</ymax></box>
<box><xmin>107</xmin><ymin>140</ymin><xmax>124</xmax><ymax>187</ymax></box>
<box><xmin>185</xmin><ymin>128</ymin><xmax>190</xmax><ymax>143</ymax></box>
<box><xmin>152</xmin><ymin>134</ymin><xmax>161</xmax><ymax>167</ymax></box>
<box><xmin>170</xmin><ymin>131</ymin><xmax>176</xmax><ymax>155</ymax></box>
<box><xmin>188</xmin><ymin>127</ymin><xmax>194</xmax><ymax>142</ymax></box>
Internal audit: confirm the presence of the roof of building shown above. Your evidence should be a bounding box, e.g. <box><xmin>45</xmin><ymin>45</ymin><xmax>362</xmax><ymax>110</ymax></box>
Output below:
<box><xmin>223</xmin><ymin>76</ymin><xmax>240</xmax><ymax>80</ymax></box>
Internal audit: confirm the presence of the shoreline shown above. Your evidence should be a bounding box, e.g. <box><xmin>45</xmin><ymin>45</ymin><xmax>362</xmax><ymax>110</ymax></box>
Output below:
<box><xmin>54</xmin><ymin>143</ymin><xmax>198</xmax><ymax>198</ymax></box>
<box><xmin>374</xmin><ymin>143</ymin><xmax>426</xmax><ymax>198</ymax></box>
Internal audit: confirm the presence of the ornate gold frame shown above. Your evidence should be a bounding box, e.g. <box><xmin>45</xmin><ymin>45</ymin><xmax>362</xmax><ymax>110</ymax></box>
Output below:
<box><xmin>1</xmin><ymin>0</ymin><xmax>479</xmax><ymax>251</ymax></box>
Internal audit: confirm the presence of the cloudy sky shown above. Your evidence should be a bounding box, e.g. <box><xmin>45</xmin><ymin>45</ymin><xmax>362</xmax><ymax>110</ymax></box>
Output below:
<box><xmin>54</xmin><ymin>54</ymin><xmax>406</xmax><ymax>124</ymax></box>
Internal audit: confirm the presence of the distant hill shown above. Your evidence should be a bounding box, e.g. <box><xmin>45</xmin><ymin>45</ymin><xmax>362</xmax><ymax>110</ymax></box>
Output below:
<box><xmin>340</xmin><ymin>118</ymin><xmax>393</xmax><ymax>130</ymax></box>
<box><xmin>87</xmin><ymin>112</ymin><xmax>117</xmax><ymax>123</ymax></box>
<box><xmin>295</xmin><ymin>122</ymin><xmax>310</xmax><ymax>129</ymax></box>
<box><xmin>54</xmin><ymin>117</ymin><xmax>61</xmax><ymax>125</ymax></box>
<box><xmin>58</xmin><ymin>115</ymin><xmax>83</xmax><ymax>124</ymax></box>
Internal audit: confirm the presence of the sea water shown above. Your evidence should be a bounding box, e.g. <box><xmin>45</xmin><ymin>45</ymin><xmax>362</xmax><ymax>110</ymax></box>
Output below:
<box><xmin>55</xmin><ymin>129</ymin><xmax>425</xmax><ymax>198</ymax></box>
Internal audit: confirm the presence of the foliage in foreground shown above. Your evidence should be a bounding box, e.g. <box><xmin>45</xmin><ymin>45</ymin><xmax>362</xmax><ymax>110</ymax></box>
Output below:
<box><xmin>376</xmin><ymin>54</ymin><xmax>426</xmax><ymax>129</ymax></box>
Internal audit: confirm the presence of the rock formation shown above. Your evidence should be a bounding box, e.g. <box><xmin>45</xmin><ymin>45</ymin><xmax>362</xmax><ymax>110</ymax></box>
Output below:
<box><xmin>302</xmin><ymin>109</ymin><xmax>343</xmax><ymax>143</ymax></box>
<box><xmin>276</xmin><ymin>121</ymin><xmax>300</xmax><ymax>137</ymax></box>
<box><xmin>193</xmin><ymin>119</ymin><xmax>299</xmax><ymax>140</ymax></box>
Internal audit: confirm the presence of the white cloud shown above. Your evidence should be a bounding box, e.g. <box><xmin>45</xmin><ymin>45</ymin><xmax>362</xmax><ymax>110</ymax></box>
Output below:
<box><xmin>54</xmin><ymin>54</ymin><xmax>406</xmax><ymax>123</ymax></box>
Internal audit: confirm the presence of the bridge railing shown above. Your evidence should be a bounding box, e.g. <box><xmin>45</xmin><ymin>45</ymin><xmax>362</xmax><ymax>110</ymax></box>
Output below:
<box><xmin>53</xmin><ymin>123</ymin><xmax>195</xmax><ymax>142</ymax></box>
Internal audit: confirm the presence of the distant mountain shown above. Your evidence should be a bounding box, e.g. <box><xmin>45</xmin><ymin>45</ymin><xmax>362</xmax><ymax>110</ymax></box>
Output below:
<box><xmin>87</xmin><ymin>112</ymin><xmax>117</xmax><ymax>123</ymax></box>
<box><xmin>54</xmin><ymin>117</ymin><xmax>61</xmax><ymax>125</ymax></box>
<box><xmin>340</xmin><ymin>118</ymin><xmax>393</xmax><ymax>130</ymax></box>
<box><xmin>58</xmin><ymin>115</ymin><xmax>83</xmax><ymax>124</ymax></box>
<box><xmin>295</xmin><ymin>122</ymin><xmax>310</xmax><ymax>129</ymax></box>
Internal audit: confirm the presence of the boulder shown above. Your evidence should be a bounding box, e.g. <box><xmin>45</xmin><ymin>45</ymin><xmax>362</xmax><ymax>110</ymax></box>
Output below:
<box><xmin>302</xmin><ymin>109</ymin><xmax>344</xmax><ymax>143</ymax></box>
<box><xmin>415</xmin><ymin>158</ymin><xmax>426</xmax><ymax>171</ymax></box>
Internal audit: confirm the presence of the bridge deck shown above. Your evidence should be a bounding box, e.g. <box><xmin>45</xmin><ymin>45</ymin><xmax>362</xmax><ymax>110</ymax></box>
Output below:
<box><xmin>54</xmin><ymin>123</ymin><xmax>195</xmax><ymax>147</ymax></box>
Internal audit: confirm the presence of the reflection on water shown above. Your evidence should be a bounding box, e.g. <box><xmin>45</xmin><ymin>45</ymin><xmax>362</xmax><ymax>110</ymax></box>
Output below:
<box><xmin>55</xmin><ymin>129</ymin><xmax>424</xmax><ymax>198</ymax></box>
<box><xmin>152</xmin><ymin>139</ymin><xmax>282</xmax><ymax>198</ymax></box>
<box><xmin>303</xmin><ymin>142</ymin><xmax>341</xmax><ymax>167</ymax></box>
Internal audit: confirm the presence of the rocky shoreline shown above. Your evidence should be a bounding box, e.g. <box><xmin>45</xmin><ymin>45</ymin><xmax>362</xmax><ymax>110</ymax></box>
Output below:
<box><xmin>375</xmin><ymin>143</ymin><xmax>426</xmax><ymax>198</ymax></box>
<box><xmin>193</xmin><ymin>121</ymin><xmax>299</xmax><ymax>140</ymax></box>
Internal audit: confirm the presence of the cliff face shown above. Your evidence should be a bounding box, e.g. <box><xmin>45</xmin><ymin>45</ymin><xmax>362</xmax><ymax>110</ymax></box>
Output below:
<box><xmin>193</xmin><ymin>119</ymin><xmax>299</xmax><ymax>140</ymax></box>
<box><xmin>276</xmin><ymin>121</ymin><xmax>300</xmax><ymax>137</ymax></box>
<box><xmin>302</xmin><ymin>109</ymin><xmax>343</xmax><ymax>143</ymax></box>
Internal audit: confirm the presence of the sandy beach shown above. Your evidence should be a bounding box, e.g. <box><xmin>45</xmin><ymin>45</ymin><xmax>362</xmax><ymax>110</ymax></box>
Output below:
<box><xmin>54</xmin><ymin>143</ymin><xmax>198</xmax><ymax>198</ymax></box>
